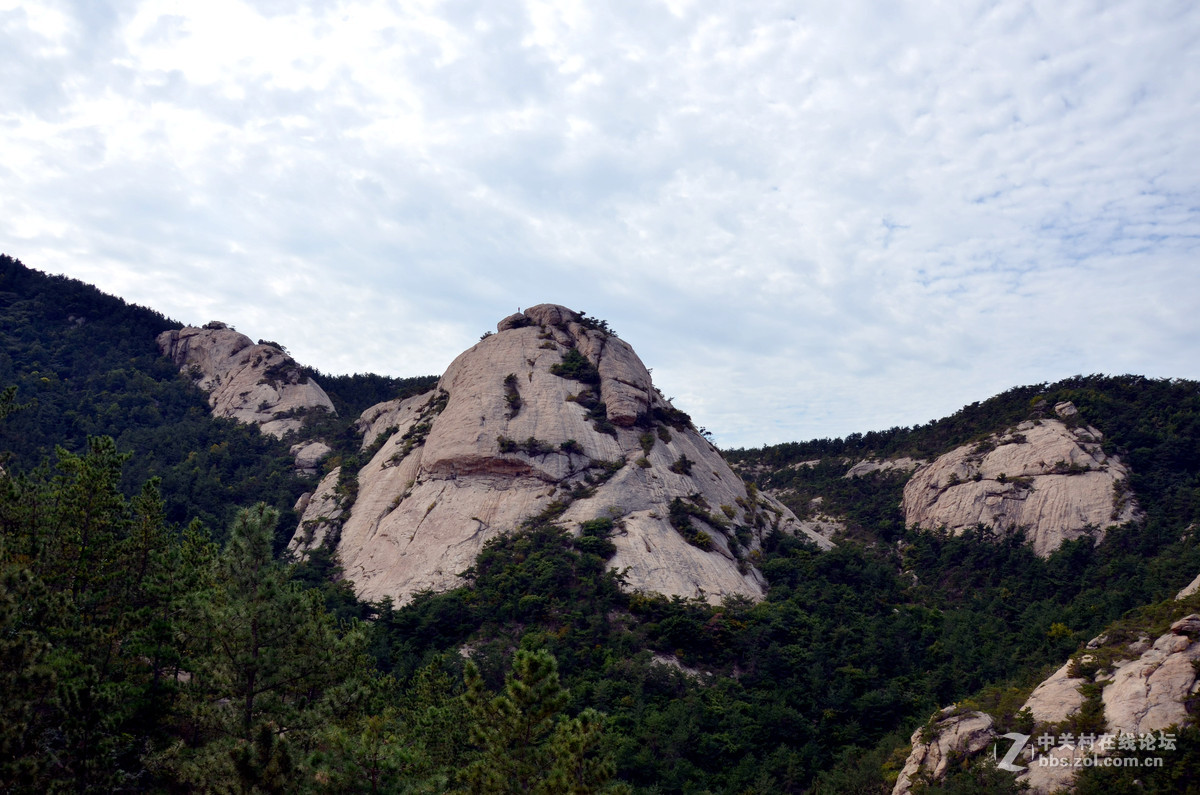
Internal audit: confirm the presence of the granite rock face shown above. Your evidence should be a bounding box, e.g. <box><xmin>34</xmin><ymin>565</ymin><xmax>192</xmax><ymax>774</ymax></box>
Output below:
<box><xmin>892</xmin><ymin>708</ymin><xmax>996</xmax><ymax>795</ymax></box>
<box><xmin>157</xmin><ymin>323</ymin><xmax>336</xmax><ymax>470</ymax></box>
<box><xmin>905</xmin><ymin>611</ymin><xmax>1200</xmax><ymax>794</ymax></box>
<box><xmin>290</xmin><ymin>304</ymin><xmax>833</xmax><ymax>605</ymax></box>
<box><xmin>1101</xmin><ymin>615</ymin><xmax>1200</xmax><ymax>737</ymax></box>
<box><xmin>843</xmin><ymin>457</ymin><xmax>924</xmax><ymax>479</ymax></box>
<box><xmin>157</xmin><ymin>324</ymin><xmax>335</xmax><ymax>440</ymax></box>
<box><xmin>902</xmin><ymin>418</ymin><xmax>1138</xmax><ymax>557</ymax></box>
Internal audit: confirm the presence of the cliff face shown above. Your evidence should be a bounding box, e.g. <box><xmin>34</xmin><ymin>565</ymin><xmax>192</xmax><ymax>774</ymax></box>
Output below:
<box><xmin>156</xmin><ymin>323</ymin><xmax>336</xmax><ymax>471</ymax></box>
<box><xmin>902</xmin><ymin>411</ymin><xmax>1138</xmax><ymax>557</ymax></box>
<box><xmin>290</xmin><ymin>304</ymin><xmax>832</xmax><ymax>605</ymax></box>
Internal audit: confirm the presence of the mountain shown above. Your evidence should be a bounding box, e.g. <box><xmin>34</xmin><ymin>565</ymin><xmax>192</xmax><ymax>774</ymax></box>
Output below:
<box><xmin>285</xmin><ymin>303</ymin><xmax>833</xmax><ymax>604</ymax></box>
<box><xmin>4</xmin><ymin>254</ymin><xmax>1200</xmax><ymax>793</ymax></box>
<box><xmin>893</xmin><ymin>589</ymin><xmax>1200</xmax><ymax>794</ymax></box>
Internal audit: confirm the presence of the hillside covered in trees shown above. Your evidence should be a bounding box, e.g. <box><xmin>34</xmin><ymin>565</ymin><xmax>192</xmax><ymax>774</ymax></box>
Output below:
<box><xmin>2</xmin><ymin>255</ymin><xmax>1199</xmax><ymax>793</ymax></box>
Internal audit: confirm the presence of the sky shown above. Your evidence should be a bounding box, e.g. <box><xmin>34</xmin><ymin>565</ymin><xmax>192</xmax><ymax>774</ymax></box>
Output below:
<box><xmin>3</xmin><ymin>0</ymin><xmax>1199</xmax><ymax>448</ymax></box>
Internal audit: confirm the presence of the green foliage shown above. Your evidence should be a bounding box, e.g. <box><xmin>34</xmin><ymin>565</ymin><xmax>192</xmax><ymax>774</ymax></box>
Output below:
<box><xmin>5</xmin><ymin>260</ymin><xmax>1200</xmax><ymax>792</ymax></box>
<box><xmin>461</xmin><ymin>649</ymin><xmax>618</xmax><ymax>793</ymax></box>
<box><xmin>497</xmin><ymin>435</ymin><xmax>555</xmax><ymax>456</ymax></box>
<box><xmin>668</xmin><ymin>454</ymin><xmax>694</xmax><ymax>475</ymax></box>
<box><xmin>667</xmin><ymin>497</ymin><xmax>717</xmax><ymax>550</ymax></box>
<box><xmin>504</xmin><ymin>372</ymin><xmax>523</xmax><ymax>419</ymax></box>
<box><xmin>566</xmin><ymin>385</ymin><xmax>619</xmax><ymax>437</ymax></box>
<box><xmin>551</xmin><ymin>348</ymin><xmax>601</xmax><ymax>384</ymax></box>
<box><xmin>0</xmin><ymin>255</ymin><xmax>305</xmax><ymax>535</ymax></box>
<box><xmin>576</xmin><ymin>312</ymin><xmax>618</xmax><ymax>338</ymax></box>
<box><xmin>155</xmin><ymin>504</ymin><xmax>371</xmax><ymax>792</ymax></box>
<box><xmin>1073</xmin><ymin>724</ymin><xmax>1200</xmax><ymax>793</ymax></box>
<box><xmin>638</xmin><ymin>431</ymin><xmax>655</xmax><ymax>455</ymax></box>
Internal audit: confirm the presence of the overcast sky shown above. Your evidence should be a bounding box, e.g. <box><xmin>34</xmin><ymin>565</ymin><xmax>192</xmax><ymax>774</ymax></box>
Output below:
<box><xmin>3</xmin><ymin>0</ymin><xmax>1198</xmax><ymax>448</ymax></box>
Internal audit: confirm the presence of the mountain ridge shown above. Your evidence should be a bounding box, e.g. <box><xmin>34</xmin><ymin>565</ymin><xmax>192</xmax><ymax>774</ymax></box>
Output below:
<box><xmin>4</xmin><ymin>253</ymin><xmax>1200</xmax><ymax>792</ymax></box>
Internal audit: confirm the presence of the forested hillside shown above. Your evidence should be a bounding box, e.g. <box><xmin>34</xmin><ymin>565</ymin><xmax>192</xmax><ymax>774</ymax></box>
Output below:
<box><xmin>2</xmin><ymin>255</ymin><xmax>1199</xmax><ymax>793</ymax></box>
<box><xmin>0</xmin><ymin>255</ymin><xmax>434</xmax><ymax>538</ymax></box>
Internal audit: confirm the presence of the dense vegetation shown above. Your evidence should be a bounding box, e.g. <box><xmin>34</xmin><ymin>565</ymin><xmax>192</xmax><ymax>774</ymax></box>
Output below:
<box><xmin>3</xmin><ymin>255</ymin><xmax>1199</xmax><ymax>792</ymax></box>
<box><xmin>0</xmin><ymin>255</ymin><xmax>437</xmax><ymax>540</ymax></box>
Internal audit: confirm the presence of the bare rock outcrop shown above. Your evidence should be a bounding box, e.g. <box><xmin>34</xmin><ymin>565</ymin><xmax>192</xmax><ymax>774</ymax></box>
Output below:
<box><xmin>892</xmin><ymin>708</ymin><xmax>996</xmax><ymax>795</ymax></box>
<box><xmin>903</xmin><ymin>609</ymin><xmax>1200</xmax><ymax>793</ymax></box>
<box><xmin>1021</xmin><ymin>661</ymin><xmax>1087</xmax><ymax>724</ymax></box>
<box><xmin>843</xmin><ymin>457</ymin><xmax>924</xmax><ymax>479</ymax></box>
<box><xmin>290</xmin><ymin>304</ymin><xmax>832</xmax><ymax>605</ymax></box>
<box><xmin>157</xmin><ymin>323</ymin><xmax>335</xmax><ymax>469</ymax></box>
<box><xmin>902</xmin><ymin>419</ymin><xmax>1138</xmax><ymax>557</ymax></box>
<box><xmin>1101</xmin><ymin>614</ymin><xmax>1200</xmax><ymax>737</ymax></box>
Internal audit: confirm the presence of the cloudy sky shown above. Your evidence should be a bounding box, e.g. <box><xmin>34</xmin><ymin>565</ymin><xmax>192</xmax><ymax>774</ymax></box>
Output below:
<box><xmin>3</xmin><ymin>0</ymin><xmax>1198</xmax><ymax>447</ymax></box>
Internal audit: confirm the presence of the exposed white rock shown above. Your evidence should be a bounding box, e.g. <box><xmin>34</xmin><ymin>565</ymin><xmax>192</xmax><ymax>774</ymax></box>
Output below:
<box><xmin>1177</xmin><ymin>572</ymin><xmax>1200</xmax><ymax>600</ymax></box>
<box><xmin>290</xmin><ymin>468</ymin><xmax>344</xmax><ymax>552</ymax></box>
<box><xmin>844</xmin><ymin>457</ymin><xmax>924</xmax><ymax>479</ymax></box>
<box><xmin>1017</xmin><ymin>743</ymin><xmax>1089</xmax><ymax>794</ymax></box>
<box><xmin>1020</xmin><ymin>661</ymin><xmax>1086</xmax><ymax>724</ymax></box>
<box><xmin>291</xmin><ymin>441</ymin><xmax>332</xmax><ymax>475</ymax></box>
<box><xmin>1102</xmin><ymin>615</ymin><xmax>1200</xmax><ymax>736</ymax></box>
<box><xmin>1054</xmin><ymin>401</ymin><xmax>1079</xmax><ymax>418</ymax></box>
<box><xmin>892</xmin><ymin>708</ymin><xmax>996</xmax><ymax>795</ymax></box>
<box><xmin>290</xmin><ymin>304</ymin><xmax>831</xmax><ymax>605</ymax></box>
<box><xmin>910</xmin><ymin>612</ymin><xmax>1200</xmax><ymax>793</ymax></box>
<box><xmin>902</xmin><ymin>419</ymin><xmax>1139</xmax><ymax>557</ymax></box>
<box><xmin>157</xmin><ymin>325</ymin><xmax>336</xmax><ymax>467</ymax></box>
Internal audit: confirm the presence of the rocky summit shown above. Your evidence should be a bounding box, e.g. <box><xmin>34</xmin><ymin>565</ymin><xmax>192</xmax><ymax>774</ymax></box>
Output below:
<box><xmin>290</xmin><ymin>304</ymin><xmax>832</xmax><ymax>605</ymax></box>
<box><xmin>156</xmin><ymin>323</ymin><xmax>336</xmax><ymax>472</ymax></box>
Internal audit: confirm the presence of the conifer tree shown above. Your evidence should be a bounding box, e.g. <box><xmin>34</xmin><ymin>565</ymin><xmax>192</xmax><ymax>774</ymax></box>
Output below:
<box><xmin>460</xmin><ymin>649</ymin><xmax>620</xmax><ymax>794</ymax></box>
<box><xmin>164</xmin><ymin>503</ymin><xmax>369</xmax><ymax>793</ymax></box>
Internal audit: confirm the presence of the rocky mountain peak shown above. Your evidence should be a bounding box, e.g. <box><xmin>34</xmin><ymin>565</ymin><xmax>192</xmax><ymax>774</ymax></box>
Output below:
<box><xmin>291</xmin><ymin>304</ymin><xmax>833</xmax><ymax>605</ymax></box>
<box><xmin>156</xmin><ymin>324</ymin><xmax>335</xmax><ymax>471</ymax></box>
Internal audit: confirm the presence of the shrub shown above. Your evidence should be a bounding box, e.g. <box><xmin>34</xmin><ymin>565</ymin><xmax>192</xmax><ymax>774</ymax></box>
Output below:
<box><xmin>669</xmin><ymin>455</ymin><xmax>694</xmax><ymax>476</ymax></box>
<box><xmin>503</xmin><ymin>373</ymin><xmax>522</xmax><ymax>419</ymax></box>
<box><xmin>550</xmin><ymin>348</ymin><xmax>599</xmax><ymax>384</ymax></box>
<box><xmin>639</xmin><ymin>432</ymin><xmax>655</xmax><ymax>455</ymax></box>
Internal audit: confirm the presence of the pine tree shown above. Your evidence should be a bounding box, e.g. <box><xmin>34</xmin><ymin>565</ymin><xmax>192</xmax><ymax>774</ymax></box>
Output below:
<box><xmin>460</xmin><ymin>649</ymin><xmax>620</xmax><ymax>794</ymax></box>
<box><xmin>164</xmin><ymin>503</ymin><xmax>369</xmax><ymax>793</ymax></box>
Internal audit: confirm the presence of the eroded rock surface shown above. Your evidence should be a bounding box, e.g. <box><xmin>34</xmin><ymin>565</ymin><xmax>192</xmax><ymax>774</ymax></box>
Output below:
<box><xmin>157</xmin><ymin>323</ymin><xmax>335</xmax><ymax>469</ymax></box>
<box><xmin>158</xmin><ymin>324</ymin><xmax>335</xmax><ymax>440</ymax></box>
<box><xmin>1021</xmin><ymin>661</ymin><xmax>1087</xmax><ymax>724</ymax></box>
<box><xmin>907</xmin><ymin>610</ymin><xmax>1200</xmax><ymax>794</ymax></box>
<box><xmin>290</xmin><ymin>304</ymin><xmax>832</xmax><ymax>605</ymax></box>
<box><xmin>1102</xmin><ymin>614</ymin><xmax>1200</xmax><ymax>736</ymax></box>
<box><xmin>902</xmin><ymin>419</ymin><xmax>1138</xmax><ymax>557</ymax></box>
<box><xmin>892</xmin><ymin>708</ymin><xmax>996</xmax><ymax>795</ymax></box>
<box><xmin>843</xmin><ymin>457</ymin><xmax>924</xmax><ymax>479</ymax></box>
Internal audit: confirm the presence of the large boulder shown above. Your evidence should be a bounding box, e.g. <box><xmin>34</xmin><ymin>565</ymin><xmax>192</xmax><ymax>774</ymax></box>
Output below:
<box><xmin>290</xmin><ymin>304</ymin><xmax>833</xmax><ymax>605</ymax></box>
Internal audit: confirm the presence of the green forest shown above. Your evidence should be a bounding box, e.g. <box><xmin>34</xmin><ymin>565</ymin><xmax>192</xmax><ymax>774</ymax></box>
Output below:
<box><xmin>2</xmin><ymin>255</ymin><xmax>1200</xmax><ymax>793</ymax></box>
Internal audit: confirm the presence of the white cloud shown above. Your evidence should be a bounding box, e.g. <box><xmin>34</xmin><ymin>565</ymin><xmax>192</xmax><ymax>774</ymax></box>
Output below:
<box><xmin>2</xmin><ymin>0</ymin><xmax>1198</xmax><ymax>446</ymax></box>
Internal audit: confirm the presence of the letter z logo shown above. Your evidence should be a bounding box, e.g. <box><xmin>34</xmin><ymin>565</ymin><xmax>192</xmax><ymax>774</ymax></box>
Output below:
<box><xmin>995</xmin><ymin>732</ymin><xmax>1030</xmax><ymax>772</ymax></box>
